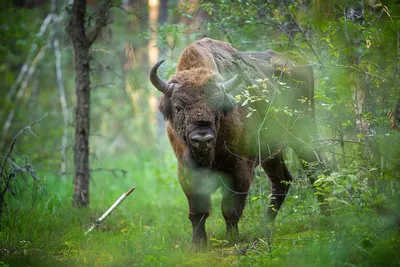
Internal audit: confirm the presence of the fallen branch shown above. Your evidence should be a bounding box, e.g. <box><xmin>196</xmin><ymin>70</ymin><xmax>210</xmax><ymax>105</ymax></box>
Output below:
<box><xmin>85</xmin><ymin>186</ymin><xmax>135</xmax><ymax>235</ymax></box>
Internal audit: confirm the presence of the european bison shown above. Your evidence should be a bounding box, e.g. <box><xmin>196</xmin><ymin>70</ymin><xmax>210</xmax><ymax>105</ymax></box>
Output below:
<box><xmin>150</xmin><ymin>38</ymin><xmax>323</xmax><ymax>245</ymax></box>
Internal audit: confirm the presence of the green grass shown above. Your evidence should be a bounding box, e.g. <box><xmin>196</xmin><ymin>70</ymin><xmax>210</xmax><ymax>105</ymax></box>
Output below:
<box><xmin>1</xmin><ymin>148</ymin><xmax>399</xmax><ymax>266</ymax></box>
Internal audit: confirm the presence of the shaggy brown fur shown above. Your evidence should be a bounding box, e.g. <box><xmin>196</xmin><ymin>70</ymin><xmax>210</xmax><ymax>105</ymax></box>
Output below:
<box><xmin>151</xmin><ymin>38</ymin><xmax>323</xmax><ymax>246</ymax></box>
<box><xmin>170</xmin><ymin>68</ymin><xmax>220</xmax><ymax>90</ymax></box>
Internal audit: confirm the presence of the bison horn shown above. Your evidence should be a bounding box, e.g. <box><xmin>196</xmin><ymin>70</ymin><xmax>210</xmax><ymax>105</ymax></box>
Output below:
<box><xmin>218</xmin><ymin>61</ymin><xmax>245</xmax><ymax>92</ymax></box>
<box><xmin>150</xmin><ymin>60</ymin><xmax>174</xmax><ymax>96</ymax></box>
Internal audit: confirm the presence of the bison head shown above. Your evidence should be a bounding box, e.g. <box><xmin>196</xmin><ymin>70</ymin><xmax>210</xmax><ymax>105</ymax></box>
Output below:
<box><xmin>150</xmin><ymin>60</ymin><xmax>243</xmax><ymax>168</ymax></box>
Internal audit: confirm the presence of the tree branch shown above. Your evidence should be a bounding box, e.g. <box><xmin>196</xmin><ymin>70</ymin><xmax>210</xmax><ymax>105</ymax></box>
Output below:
<box><xmin>87</xmin><ymin>0</ymin><xmax>113</xmax><ymax>46</ymax></box>
<box><xmin>60</xmin><ymin>168</ymin><xmax>128</xmax><ymax>178</ymax></box>
<box><xmin>0</xmin><ymin>114</ymin><xmax>48</xmax><ymax>181</ymax></box>
<box><xmin>282</xmin><ymin>0</ymin><xmax>324</xmax><ymax>66</ymax></box>
<box><xmin>66</xmin><ymin>0</ymin><xmax>89</xmax><ymax>47</ymax></box>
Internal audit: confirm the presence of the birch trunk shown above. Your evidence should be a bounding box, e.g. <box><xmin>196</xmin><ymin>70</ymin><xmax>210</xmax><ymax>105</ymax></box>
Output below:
<box><xmin>1</xmin><ymin>46</ymin><xmax>47</xmax><ymax>151</ymax></box>
<box><xmin>51</xmin><ymin>0</ymin><xmax>69</xmax><ymax>175</ymax></box>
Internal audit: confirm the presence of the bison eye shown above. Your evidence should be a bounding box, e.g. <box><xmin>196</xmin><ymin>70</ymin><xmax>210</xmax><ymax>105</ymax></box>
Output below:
<box><xmin>175</xmin><ymin>105</ymin><xmax>183</xmax><ymax>112</ymax></box>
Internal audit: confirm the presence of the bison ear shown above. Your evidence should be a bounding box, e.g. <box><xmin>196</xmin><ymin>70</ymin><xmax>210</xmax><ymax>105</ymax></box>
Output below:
<box><xmin>159</xmin><ymin>96</ymin><xmax>173</xmax><ymax>120</ymax></box>
<box><xmin>222</xmin><ymin>94</ymin><xmax>236</xmax><ymax>114</ymax></box>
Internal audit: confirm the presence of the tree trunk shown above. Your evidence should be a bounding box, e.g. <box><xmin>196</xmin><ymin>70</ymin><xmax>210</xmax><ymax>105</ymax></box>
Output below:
<box><xmin>395</xmin><ymin>100</ymin><xmax>400</xmax><ymax>130</ymax></box>
<box><xmin>159</xmin><ymin>0</ymin><xmax>167</xmax><ymax>25</ymax></box>
<box><xmin>345</xmin><ymin>1</ymin><xmax>373</xmax><ymax>135</ymax></box>
<box><xmin>52</xmin><ymin>0</ymin><xmax>69</xmax><ymax>175</ymax></box>
<box><xmin>67</xmin><ymin>0</ymin><xmax>111</xmax><ymax>207</ymax></box>
<box><xmin>67</xmin><ymin>0</ymin><xmax>90</xmax><ymax>207</ymax></box>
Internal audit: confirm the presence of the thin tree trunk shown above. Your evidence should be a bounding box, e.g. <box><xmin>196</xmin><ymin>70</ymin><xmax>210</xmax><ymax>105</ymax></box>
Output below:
<box><xmin>52</xmin><ymin>0</ymin><xmax>69</xmax><ymax>175</ymax></box>
<box><xmin>395</xmin><ymin>100</ymin><xmax>400</xmax><ymax>131</ymax></box>
<box><xmin>28</xmin><ymin>73</ymin><xmax>40</xmax><ymax>120</ymax></box>
<box><xmin>345</xmin><ymin>2</ymin><xmax>373</xmax><ymax>136</ymax></box>
<box><xmin>1</xmin><ymin>1</ymin><xmax>54</xmax><ymax>153</ymax></box>
<box><xmin>1</xmin><ymin>46</ymin><xmax>47</xmax><ymax>151</ymax></box>
<box><xmin>345</xmin><ymin>1</ymin><xmax>380</xmax><ymax>169</ymax></box>
<box><xmin>159</xmin><ymin>0</ymin><xmax>167</xmax><ymax>25</ymax></box>
<box><xmin>395</xmin><ymin>29</ymin><xmax>400</xmax><ymax>130</ymax></box>
<box><xmin>148</xmin><ymin>0</ymin><xmax>159</xmax><ymax>65</ymax></box>
<box><xmin>156</xmin><ymin>0</ymin><xmax>168</xmax><ymax>141</ymax></box>
<box><xmin>6</xmin><ymin>13</ymin><xmax>53</xmax><ymax>101</ymax></box>
<box><xmin>67</xmin><ymin>0</ymin><xmax>90</xmax><ymax>207</ymax></box>
<box><xmin>67</xmin><ymin>0</ymin><xmax>112</xmax><ymax>208</ymax></box>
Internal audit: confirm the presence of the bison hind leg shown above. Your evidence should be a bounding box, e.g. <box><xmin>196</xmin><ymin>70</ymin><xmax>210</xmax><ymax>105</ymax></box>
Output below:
<box><xmin>262</xmin><ymin>152</ymin><xmax>293</xmax><ymax>222</ymax></box>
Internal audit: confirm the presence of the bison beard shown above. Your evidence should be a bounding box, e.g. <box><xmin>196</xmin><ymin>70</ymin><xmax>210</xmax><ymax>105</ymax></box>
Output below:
<box><xmin>188</xmin><ymin>148</ymin><xmax>214</xmax><ymax>169</ymax></box>
<box><xmin>149</xmin><ymin>38</ymin><xmax>327</xmax><ymax>247</ymax></box>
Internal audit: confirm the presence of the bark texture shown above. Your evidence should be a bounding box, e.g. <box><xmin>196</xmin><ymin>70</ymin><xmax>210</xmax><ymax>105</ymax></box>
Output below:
<box><xmin>67</xmin><ymin>0</ymin><xmax>90</xmax><ymax>207</ymax></box>
<box><xmin>67</xmin><ymin>0</ymin><xmax>111</xmax><ymax>207</ymax></box>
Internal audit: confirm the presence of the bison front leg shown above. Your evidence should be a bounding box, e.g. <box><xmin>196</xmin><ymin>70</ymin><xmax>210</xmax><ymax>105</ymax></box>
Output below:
<box><xmin>221</xmin><ymin>190</ymin><xmax>248</xmax><ymax>241</ymax></box>
<box><xmin>220</xmin><ymin>163</ymin><xmax>252</xmax><ymax>242</ymax></box>
<box><xmin>187</xmin><ymin>194</ymin><xmax>211</xmax><ymax>245</ymax></box>
<box><xmin>178</xmin><ymin>165</ymin><xmax>212</xmax><ymax>246</ymax></box>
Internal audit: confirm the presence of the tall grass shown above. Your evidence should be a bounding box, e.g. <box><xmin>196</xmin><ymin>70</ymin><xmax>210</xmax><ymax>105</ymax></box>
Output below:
<box><xmin>1</xmin><ymin>147</ymin><xmax>399</xmax><ymax>266</ymax></box>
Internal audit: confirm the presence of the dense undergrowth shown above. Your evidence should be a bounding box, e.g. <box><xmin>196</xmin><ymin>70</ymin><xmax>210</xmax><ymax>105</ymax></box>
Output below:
<box><xmin>1</xmin><ymin>148</ymin><xmax>399</xmax><ymax>266</ymax></box>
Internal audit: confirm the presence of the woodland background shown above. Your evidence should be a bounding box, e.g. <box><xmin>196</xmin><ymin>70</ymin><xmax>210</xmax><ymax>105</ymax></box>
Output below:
<box><xmin>0</xmin><ymin>0</ymin><xmax>399</xmax><ymax>266</ymax></box>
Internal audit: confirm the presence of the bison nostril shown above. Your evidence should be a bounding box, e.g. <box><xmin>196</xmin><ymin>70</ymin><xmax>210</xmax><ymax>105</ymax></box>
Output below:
<box><xmin>190</xmin><ymin>134</ymin><xmax>214</xmax><ymax>148</ymax></box>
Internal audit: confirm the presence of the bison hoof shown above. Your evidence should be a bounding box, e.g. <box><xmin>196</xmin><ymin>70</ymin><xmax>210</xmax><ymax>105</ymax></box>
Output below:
<box><xmin>225</xmin><ymin>232</ymin><xmax>240</xmax><ymax>243</ymax></box>
<box><xmin>225</xmin><ymin>223</ymin><xmax>239</xmax><ymax>243</ymax></box>
<box><xmin>189</xmin><ymin>241</ymin><xmax>208</xmax><ymax>252</ymax></box>
<box><xmin>191</xmin><ymin>235</ymin><xmax>207</xmax><ymax>246</ymax></box>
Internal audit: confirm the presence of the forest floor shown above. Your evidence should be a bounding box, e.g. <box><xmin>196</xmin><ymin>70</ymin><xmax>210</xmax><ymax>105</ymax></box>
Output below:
<box><xmin>0</xmin><ymin>150</ymin><xmax>399</xmax><ymax>266</ymax></box>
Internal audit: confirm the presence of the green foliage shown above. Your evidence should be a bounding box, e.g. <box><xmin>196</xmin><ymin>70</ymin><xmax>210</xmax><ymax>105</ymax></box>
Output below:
<box><xmin>0</xmin><ymin>2</ymin><xmax>44</xmax><ymax>67</ymax></box>
<box><xmin>1</xmin><ymin>150</ymin><xmax>399</xmax><ymax>266</ymax></box>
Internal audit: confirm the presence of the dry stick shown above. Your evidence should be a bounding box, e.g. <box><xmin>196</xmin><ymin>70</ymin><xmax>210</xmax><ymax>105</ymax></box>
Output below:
<box><xmin>0</xmin><ymin>114</ymin><xmax>48</xmax><ymax>219</ymax></box>
<box><xmin>84</xmin><ymin>186</ymin><xmax>135</xmax><ymax>235</ymax></box>
<box><xmin>0</xmin><ymin>114</ymin><xmax>48</xmax><ymax>179</ymax></box>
